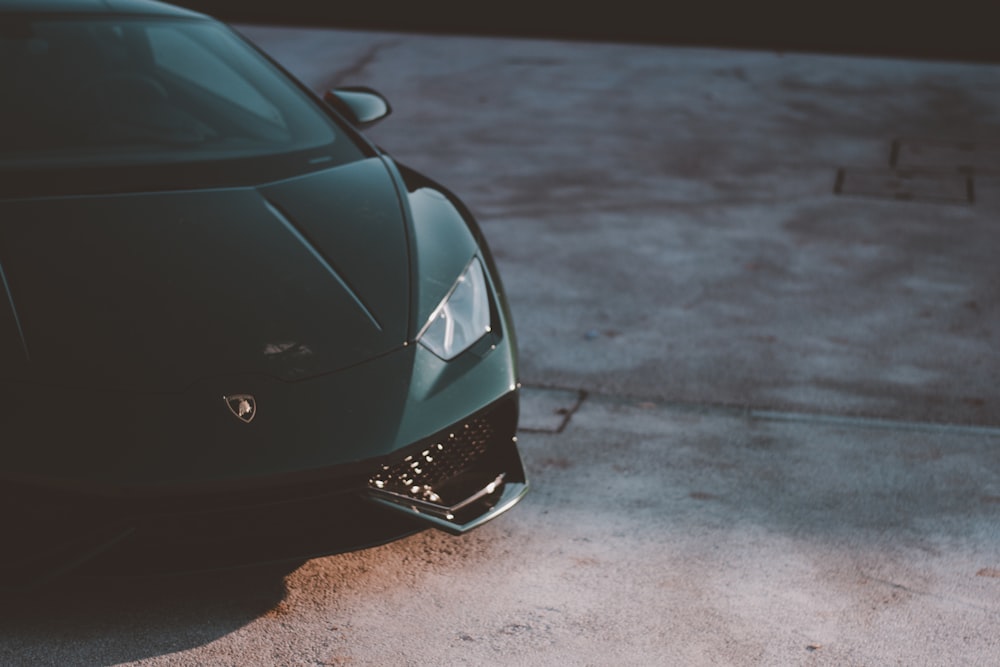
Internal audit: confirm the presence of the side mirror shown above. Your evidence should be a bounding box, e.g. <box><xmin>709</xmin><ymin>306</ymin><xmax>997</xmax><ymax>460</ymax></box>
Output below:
<box><xmin>323</xmin><ymin>87</ymin><xmax>391</xmax><ymax>128</ymax></box>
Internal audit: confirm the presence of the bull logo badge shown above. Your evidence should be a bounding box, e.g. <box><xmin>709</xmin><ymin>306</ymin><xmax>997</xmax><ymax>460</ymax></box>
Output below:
<box><xmin>224</xmin><ymin>394</ymin><xmax>256</xmax><ymax>423</ymax></box>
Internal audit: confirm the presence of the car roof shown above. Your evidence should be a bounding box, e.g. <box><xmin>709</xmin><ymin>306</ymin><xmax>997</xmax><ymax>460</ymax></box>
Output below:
<box><xmin>0</xmin><ymin>0</ymin><xmax>204</xmax><ymax>19</ymax></box>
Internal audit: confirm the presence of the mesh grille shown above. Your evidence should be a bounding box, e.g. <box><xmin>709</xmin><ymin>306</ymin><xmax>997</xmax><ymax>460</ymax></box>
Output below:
<box><xmin>369</xmin><ymin>416</ymin><xmax>494</xmax><ymax>500</ymax></box>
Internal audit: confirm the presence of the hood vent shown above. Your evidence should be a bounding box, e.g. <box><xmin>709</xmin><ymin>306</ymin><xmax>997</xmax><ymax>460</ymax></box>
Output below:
<box><xmin>263</xmin><ymin>199</ymin><xmax>382</xmax><ymax>332</ymax></box>
<box><xmin>0</xmin><ymin>260</ymin><xmax>29</xmax><ymax>363</ymax></box>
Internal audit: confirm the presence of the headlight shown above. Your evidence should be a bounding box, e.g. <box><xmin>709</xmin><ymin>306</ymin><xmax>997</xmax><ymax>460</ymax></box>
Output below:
<box><xmin>418</xmin><ymin>257</ymin><xmax>491</xmax><ymax>360</ymax></box>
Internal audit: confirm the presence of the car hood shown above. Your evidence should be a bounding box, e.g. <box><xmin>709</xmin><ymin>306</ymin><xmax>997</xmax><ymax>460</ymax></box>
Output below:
<box><xmin>0</xmin><ymin>158</ymin><xmax>410</xmax><ymax>391</ymax></box>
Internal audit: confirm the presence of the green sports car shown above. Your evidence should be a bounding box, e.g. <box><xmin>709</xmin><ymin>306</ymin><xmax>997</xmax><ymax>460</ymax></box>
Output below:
<box><xmin>0</xmin><ymin>0</ymin><xmax>526</xmax><ymax>585</ymax></box>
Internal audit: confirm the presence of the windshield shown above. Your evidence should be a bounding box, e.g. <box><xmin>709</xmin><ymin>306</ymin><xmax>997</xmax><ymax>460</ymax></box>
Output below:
<box><xmin>0</xmin><ymin>16</ymin><xmax>363</xmax><ymax>194</ymax></box>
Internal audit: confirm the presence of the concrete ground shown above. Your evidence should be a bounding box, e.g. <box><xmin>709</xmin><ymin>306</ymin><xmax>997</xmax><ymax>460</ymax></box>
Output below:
<box><xmin>3</xmin><ymin>25</ymin><xmax>999</xmax><ymax>666</ymax></box>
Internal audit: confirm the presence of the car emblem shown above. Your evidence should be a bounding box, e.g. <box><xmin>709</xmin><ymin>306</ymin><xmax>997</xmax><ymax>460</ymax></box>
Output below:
<box><xmin>224</xmin><ymin>394</ymin><xmax>256</xmax><ymax>423</ymax></box>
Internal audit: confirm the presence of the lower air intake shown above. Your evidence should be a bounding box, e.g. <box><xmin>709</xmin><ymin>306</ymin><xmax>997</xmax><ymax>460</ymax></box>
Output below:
<box><xmin>365</xmin><ymin>395</ymin><xmax>527</xmax><ymax>534</ymax></box>
<box><xmin>369</xmin><ymin>416</ymin><xmax>493</xmax><ymax>502</ymax></box>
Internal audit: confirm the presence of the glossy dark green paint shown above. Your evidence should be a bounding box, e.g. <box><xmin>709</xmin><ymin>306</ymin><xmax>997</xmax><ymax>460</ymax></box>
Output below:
<box><xmin>0</xmin><ymin>158</ymin><xmax>409</xmax><ymax>390</ymax></box>
<box><xmin>0</xmin><ymin>153</ymin><xmax>517</xmax><ymax>489</ymax></box>
<box><xmin>0</xmin><ymin>0</ymin><xmax>202</xmax><ymax>17</ymax></box>
<box><xmin>405</xmin><ymin>182</ymin><xmax>481</xmax><ymax>329</ymax></box>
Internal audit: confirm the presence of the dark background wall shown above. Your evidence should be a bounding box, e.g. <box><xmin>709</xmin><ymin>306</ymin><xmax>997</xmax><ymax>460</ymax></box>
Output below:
<box><xmin>172</xmin><ymin>1</ymin><xmax>999</xmax><ymax>63</ymax></box>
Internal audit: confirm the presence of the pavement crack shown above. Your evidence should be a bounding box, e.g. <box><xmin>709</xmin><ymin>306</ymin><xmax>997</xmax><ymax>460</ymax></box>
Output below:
<box><xmin>748</xmin><ymin>408</ymin><xmax>1000</xmax><ymax>438</ymax></box>
<box><xmin>520</xmin><ymin>384</ymin><xmax>1000</xmax><ymax>439</ymax></box>
<box><xmin>518</xmin><ymin>386</ymin><xmax>587</xmax><ymax>434</ymax></box>
<box><xmin>320</xmin><ymin>38</ymin><xmax>402</xmax><ymax>90</ymax></box>
<box><xmin>554</xmin><ymin>390</ymin><xmax>587</xmax><ymax>433</ymax></box>
<box><xmin>865</xmin><ymin>575</ymin><xmax>1000</xmax><ymax>616</ymax></box>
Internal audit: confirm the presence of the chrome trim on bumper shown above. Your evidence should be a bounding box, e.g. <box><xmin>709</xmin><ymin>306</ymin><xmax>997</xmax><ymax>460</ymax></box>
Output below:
<box><xmin>366</xmin><ymin>478</ymin><xmax>528</xmax><ymax>535</ymax></box>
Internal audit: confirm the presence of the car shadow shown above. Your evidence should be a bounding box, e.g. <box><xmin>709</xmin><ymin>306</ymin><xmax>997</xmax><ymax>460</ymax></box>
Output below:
<box><xmin>0</xmin><ymin>561</ymin><xmax>302</xmax><ymax>665</ymax></box>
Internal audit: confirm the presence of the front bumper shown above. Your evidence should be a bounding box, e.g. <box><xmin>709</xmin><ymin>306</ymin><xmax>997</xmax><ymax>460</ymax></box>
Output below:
<box><xmin>0</xmin><ymin>393</ymin><xmax>526</xmax><ymax>585</ymax></box>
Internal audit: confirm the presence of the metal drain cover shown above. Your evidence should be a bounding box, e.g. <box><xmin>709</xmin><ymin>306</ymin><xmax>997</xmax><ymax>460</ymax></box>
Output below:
<box><xmin>834</xmin><ymin>168</ymin><xmax>972</xmax><ymax>204</ymax></box>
